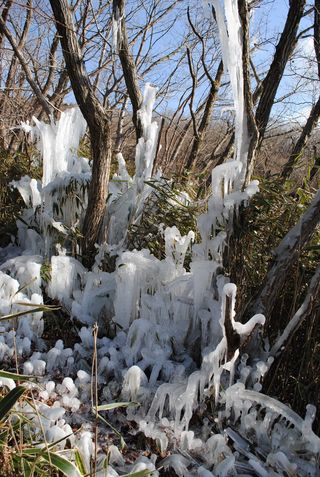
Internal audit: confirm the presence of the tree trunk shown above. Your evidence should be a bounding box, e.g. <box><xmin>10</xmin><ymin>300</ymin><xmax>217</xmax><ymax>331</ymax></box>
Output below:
<box><xmin>255</xmin><ymin>0</ymin><xmax>306</xmax><ymax>142</ymax></box>
<box><xmin>82</xmin><ymin>118</ymin><xmax>112</xmax><ymax>261</ymax></box>
<box><xmin>281</xmin><ymin>1</ymin><xmax>320</xmax><ymax>180</ymax></box>
<box><xmin>269</xmin><ymin>265</ymin><xmax>320</xmax><ymax>358</ymax></box>
<box><xmin>280</xmin><ymin>96</ymin><xmax>320</xmax><ymax>180</ymax></box>
<box><xmin>185</xmin><ymin>60</ymin><xmax>223</xmax><ymax>170</ymax></box>
<box><xmin>49</xmin><ymin>0</ymin><xmax>112</xmax><ymax>265</ymax></box>
<box><xmin>113</xmin><ymin>0</ymin><xmax>143</xmax><ymax>141</ymax></box>
<box><xmin>0</xmin><ymin>0</ymin><xmax>13</xmax><ymax>50</ymax></box>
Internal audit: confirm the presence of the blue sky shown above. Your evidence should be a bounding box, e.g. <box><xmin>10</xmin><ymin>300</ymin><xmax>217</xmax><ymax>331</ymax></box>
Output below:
<box><xmin>251</xmin><ymin>0</ymin><xmax>317</xmax><ymax>126</ymax></box>
<box><xmin>140</xmin><ymin>0</ymin><xmax>318</xmax><ymax>129</ymax></box>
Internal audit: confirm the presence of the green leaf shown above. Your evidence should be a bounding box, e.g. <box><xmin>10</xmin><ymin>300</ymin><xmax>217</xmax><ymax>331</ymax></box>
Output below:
<box><xmin>96</xmin><ymin>413</ymin><xmax>126</xmax><ymax>448</ymax></box>
<box><xmin>14</xmin><ymin>302</ymin><xmax>58</xmax><ymax>308</ymax></box>
<box><xmin>43</xmin><ymin>452</ymin><xmax>82</xmax><ymax>477</ymax></box>
<box><xmin>0</xmin><ymin>370</ymin><xmax>37</xmax><ymax>381</ymax></box>
<box><xmin>121</xmin><ymin>469</ymin><xmax>153</xmax><ymax>477</ymax></box>
<box><xmin>74</xmin><ymin>449</ymin><xmax>87</xmax><ymax>475</ymax></box>
<box><xmin>0</xmin><ymin>386</ymin><xmax>26</xmax><ymax>420</ymax></box>
<box><xmin>0</xmin><ymin>304</ymin><xmax>59</xmax><ymax>322</ymax></box>
<box><xmin>22</xmin><ymin>448</ymin><xmax>82</xmax><ymax>477</ymax></box>
<box><xmin>96</xmin><ymin>401</ymin><xmax>139</xmax><ymax>412</ymax></box>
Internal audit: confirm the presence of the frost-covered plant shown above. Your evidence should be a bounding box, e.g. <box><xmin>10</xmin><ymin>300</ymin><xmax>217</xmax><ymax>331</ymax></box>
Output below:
<box><xmin>0</xmin><ymin>3</ymin><xmax>319</xmax><ymax>477</ymax></box>
<box><xmin>10</xmin><ymin>108</ymin><xmax>90</xmax><ymax>257</ymax></box>
<box><xmin>126</xmin><ymin>178</ymin><xmax>200</xmax><ymax>262</ymax></box>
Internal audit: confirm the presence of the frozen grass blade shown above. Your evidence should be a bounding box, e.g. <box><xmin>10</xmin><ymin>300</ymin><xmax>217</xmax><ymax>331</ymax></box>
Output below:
<box><xmin>96</xmin><ymin>401</ymin><xmax>139</xmax><ymax>411</ymax></box>
<box><xmin>0</xmin><ymin>303</ymin><xmax>60</xmax><ymax>321</ymax></box>
<box><xmin>121</xmin><ymin>469</ymin><xmax>154</xmax><ymax>477</ymax></box>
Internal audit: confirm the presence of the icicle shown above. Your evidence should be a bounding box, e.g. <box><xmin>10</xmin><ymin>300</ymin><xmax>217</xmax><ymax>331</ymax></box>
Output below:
<box><xmin>112</xmin><ymin>6</ymin><xmax>122</xmax><ymax>54</ymax></box>
<box><xmin>209</xmin><ymin>0</ymin><xmax>249</xmax><ymax>185</ymax></box>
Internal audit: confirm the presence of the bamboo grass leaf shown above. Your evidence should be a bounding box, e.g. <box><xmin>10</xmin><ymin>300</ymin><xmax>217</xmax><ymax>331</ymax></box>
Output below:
<box><xmin>121</xmin><ymin>469</ymin><xmax>153</xmax><ymax>477</ymax></box>
<box><xmin>0</xmin><ymin>386</ymin><xmax>25</xmax><ymax>420</ymax></box>
<box><xmin>0</xmin><ymin>370</ymin><xmax>37</xmax><ymax>381</ymax></box>
<box><xmin>74</xmin><ymin>449</ymin><xmax>86</xmax><ymax>475</ymax></box>
<box><xmin>95</xmin><ymin>401</ymin><xmax>139</xmax><ymax>412</ymax></box>
<box><xmin>22</xmin><ymin>448</ymin><xmax>82</xmax><ymax>477</ymax></box>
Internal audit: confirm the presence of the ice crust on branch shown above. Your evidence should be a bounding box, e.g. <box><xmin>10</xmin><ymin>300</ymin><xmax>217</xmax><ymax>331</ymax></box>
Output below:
<box><xmin>103</xmin><ymin>83</ymin><xmax>159</xmax><ymax>246</ymax></box>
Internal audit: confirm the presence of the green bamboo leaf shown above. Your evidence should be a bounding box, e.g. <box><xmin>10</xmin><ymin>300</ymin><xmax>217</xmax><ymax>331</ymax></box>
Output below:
<box><xmin>0</xmin><ymin>386</ymin><xmax>26</xmax><ymax>420</ymax></box>
<box><xmin>0</xmin><ymin>305</ymin><xmax>59</xmax><ymax>322</ymax></box>
<box><xmin>0</xmin><ymin>370</ymin><xmax>36</xmax><ymax>381</ymax></box>
<box><xmin>0</xmin><ymin>308</ymin><xmax>44</xmax><ymax>321</ymax></box>
<box><xmin>96</xmin><ymin>413</ymin><xmax>126</xmax><ymax>448</ymax></box>
<box><xmin>15</xmin><ymin>302</ymin><xmax>59</xmax><ymax>309</ymax></box>
<box><xmin>22</xmin><ymin>448</ymin><xmax>82</xmax><ymax>477</ymax></box>
<box><xmin>121</xmin><ymin>469</ymin><xmax>153</xmax><ymax>477</ymax></box>
<box><xmin>96</xmin><ymin>401</ymin><xmax>138</xmax><ymax>412</ymax></box>
<box><xmin>42</xmin><ymin>452</ymin><xmax>82</xmax><ymax>477</ymax></box>
<box><xmin>74</xmin><ymin>449</ymin><xmax>87</xmax><ymax>475</ymax></box>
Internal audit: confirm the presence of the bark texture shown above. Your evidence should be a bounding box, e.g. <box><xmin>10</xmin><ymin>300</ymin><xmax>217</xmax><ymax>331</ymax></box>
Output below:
<box><xmin>49</xmin><ymin>0</ymin><xmax>112</xmax><ymax>264</ymax></box>
<box><xmin>186</xmin><ymin>61</ymin><xmax>224</xmax><ymax>170</ymax></box>
<box><xmin>113</xmin><ymin>0</ymin><xmax>143</xmax><ymax>141</ymax></box>
<box><xmin>280</xmin><ymin>96</ymin><xmax>320</xmax><ymax>180</ymax></box>
<box><xmin>280</xmin><ymin>1</ymin><xmax>320</xmax><ymax>180</ymax></box>
<box><xmin>255</xmin><ymin>0</ymin><xmax>306</xmax><ymax>142</ymax></box>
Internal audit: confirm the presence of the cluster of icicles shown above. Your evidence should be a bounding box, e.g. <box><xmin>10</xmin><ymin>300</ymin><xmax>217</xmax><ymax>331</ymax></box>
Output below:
<box><xmin>0</xmin><ymin>2</ymin><xmax>319</xmax><ymax>476</ymax></box>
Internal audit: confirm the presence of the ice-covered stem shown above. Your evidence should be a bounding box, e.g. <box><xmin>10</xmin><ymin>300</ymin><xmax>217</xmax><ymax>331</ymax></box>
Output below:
<box><xmin>112</xmin><ymin>3</ymin><xmax>122</xmax><ymax>53</ymax></box>
<box><xmin>210</xmin><ymin>0</ymin><xmax>249</xmax><ymax>186</ymax></box>
<box><xmin>237</xmin><ymin>0</ymin><xmax>258</xmax><ymax>186</ymax></box>
<box><xmin>222</xmin><ymin>284</ymin><xmax>240</xmax><ymax>361</ymax></box>
<box><xmin>270</xmin><ymin>265</ymin><xmax>320</xmax><ymax>358</ymax></box>
<box><xmin>134</xmin><ymin>84</ymin><xmax>158</xmax><ymax>191</ymax></box>
<box><xmin>225</xmin><ymin>383</ymin><xmax>320</xmax><ymax>454</ymax></box>
<box><xmin>245</xmin><ymin>188</ymin><xmax>320</xmax><ymax>321</ymax></box>
<box><xmin>222</xmin><ymin>284</ymin><xmax>265</xmax><ymax>360</ymax></box>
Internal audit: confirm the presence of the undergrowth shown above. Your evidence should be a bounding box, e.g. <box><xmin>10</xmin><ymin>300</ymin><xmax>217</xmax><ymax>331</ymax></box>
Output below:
<box><xmin>227</xmin><ymin>175</ymin><xmax>320</xmax><ymax>433</ymax></box>
<box><xmin>127</xmin><ymin>177</ymin><xmax>202</xmax><ymax>264</ymax></box>
<box><xmin>0</xmin><ymin>147</ymin><xmax>41</xmax><ymax>248</ymax></box>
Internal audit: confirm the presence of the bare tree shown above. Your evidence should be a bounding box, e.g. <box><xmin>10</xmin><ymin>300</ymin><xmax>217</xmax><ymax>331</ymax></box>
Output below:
<box><xmin>185</xmin><ymin>8</ymin><xmax>224</xmax><ymax>170</ymax></box>
<box><xmin>49</xmin><ymin>0</ymin><xmax>113</xmax><ymax>265</ymax></box>
<box><xmin>255</xmin><ymin>0</ymin><xmax>307</xmax><ymax>143</ymax></box>
<box><xmin>113</xmin><ymin>0</ymin><xmax>143</xmax><ymax>141</ymax></box>
<box><xmin>281</xmin><ymin>0</ymin><xmax>320</xmax><ymax>180</ymax></box>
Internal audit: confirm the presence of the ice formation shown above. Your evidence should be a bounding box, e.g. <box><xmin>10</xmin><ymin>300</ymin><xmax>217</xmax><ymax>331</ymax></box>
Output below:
<box><xmin>112</xmin><ymin>4</ymin><xmax>122</xmax><ymax>54</ymax></box>
<box><xmin>14</xmin><ymin>107</ymin><xmax>90</xmax><ymax>256</ymax></box>
<box><xmin>209</xmin><ymin>0</ymin><xmax>249</xmax><ymax>187</ymax></box>
<box><xmin>104</xmin><ymin>83</ymin><xmax>159</xmax><ymax>246</ymax></box>
<box><xmin>0</xmin><ymin>3</ymin><xmax>319</xmax><ymax>476</ymax></box>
